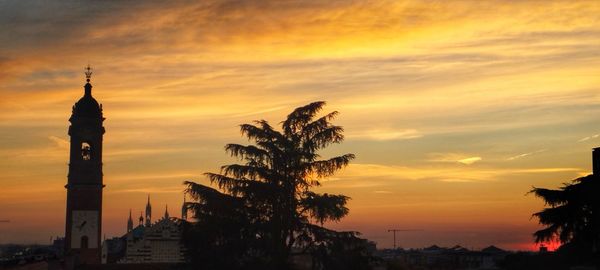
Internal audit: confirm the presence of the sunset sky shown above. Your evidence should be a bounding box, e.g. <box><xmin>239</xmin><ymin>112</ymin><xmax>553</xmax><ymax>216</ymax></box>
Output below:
<box><xmin>1</xmin><ymin>1</ymin><xmax>600</xmax><ymax>251</ymax></box>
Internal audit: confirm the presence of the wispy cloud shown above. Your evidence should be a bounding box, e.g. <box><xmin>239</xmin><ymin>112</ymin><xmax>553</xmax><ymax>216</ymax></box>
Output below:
<box><xmin>48</xmin><ymin>136</ymin><xmax>69</xmax><ymax>149</ymax></box>
<box><xmin>428</xmin><ymin>153</ymin><xmax>482</xmax><ymax>165</ymax></box>
<box><xmin>111</xmin><ymin>187</ymin><xmax>183</xmax><ymax>194</ymax></box>
<box><xmin>110</xmin><ymin>172</ymin><xmax>199</xmax><ymax>183</ymax></box>
<box><xmin>333</xmin><ymin>163</ymin><xmax>582</xmax><ymax>184</ymax></box>
<box><xmin>578</xmin><ymin>134</ymin><xmax>600</xmax><ymax>142</ymax></box>
<box><xmin>507</xmin><ymin>149</ymin><xmax>547</xmax><ymax>161</ymax></box>
<box><xmin>347</xmin><ymin>128</ymin><xmax>422</xmax><ymax>141</ymax></box>
<box><xmin>458</xmin><ymin>157</ymin><xmax>482</xmax><ymax>165</ymax></box>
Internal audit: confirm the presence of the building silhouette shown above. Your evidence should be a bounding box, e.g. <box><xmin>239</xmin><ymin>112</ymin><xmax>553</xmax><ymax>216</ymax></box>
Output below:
<box><xmin>64</xmin><ymin>66</ymin><xmax>105</xmax><ymax>265</ymax></box>
<box><xmin>100</xmin><ymin>197</ymin><xmax>187</xmax><ymax>264</ymax></box>
<box><xmin>121</xmin><ymin>204</ymin><xmax>185</xmax><ymax>263</ymax></box>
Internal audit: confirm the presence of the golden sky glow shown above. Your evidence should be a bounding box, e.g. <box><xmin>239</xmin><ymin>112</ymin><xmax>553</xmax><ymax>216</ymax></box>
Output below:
<box><xmin>1</xmin><ymin>1</ymin><xmax>600</xmax><ymax>250</ymax></box>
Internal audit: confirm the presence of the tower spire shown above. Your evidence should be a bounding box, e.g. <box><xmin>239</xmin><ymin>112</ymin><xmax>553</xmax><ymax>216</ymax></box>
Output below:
<box><xmin>145</xmin><ymin>195</ymin><xmax>152</xmax><ymax>226</ymax></box>
<box><xmin>127</xmin><ymin>209</ymin><xmax>133</xmax><ymax>232</ymax></box>
<box><xmin>164</xmin><ymin>204</ymin><xmax>169</xmax><ymax>219</ymax></box>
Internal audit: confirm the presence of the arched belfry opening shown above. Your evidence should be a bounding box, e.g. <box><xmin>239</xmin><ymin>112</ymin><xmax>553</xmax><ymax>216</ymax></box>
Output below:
<box><xmin>81</xmin><ymin>142</ymin><xmax>91</xmax><ymax>161</ymax></box>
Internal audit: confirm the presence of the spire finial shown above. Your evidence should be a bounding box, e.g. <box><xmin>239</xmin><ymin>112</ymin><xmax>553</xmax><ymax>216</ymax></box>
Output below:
<box><xmin>85</xmin><ymin>65</ymin><xmax>93</xmax><ymax>82</ymax></box>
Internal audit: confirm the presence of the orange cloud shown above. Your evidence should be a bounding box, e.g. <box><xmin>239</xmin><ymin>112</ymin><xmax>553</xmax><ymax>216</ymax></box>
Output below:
<box><xmin>2</xmin><ymin>1</ymin><xmax>600</xmax><ymax>248</ymax></box>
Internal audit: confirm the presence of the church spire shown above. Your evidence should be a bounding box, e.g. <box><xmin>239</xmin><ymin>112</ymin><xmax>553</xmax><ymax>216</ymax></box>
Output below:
<box><xmin>164</xmin><ymin>204</ymin><xmax>169</xmax><ymax>219</ymax></box>
<box><xmin>145</xmin><ymin>195</ymin><xmax>152</xmax><ymax>226</ymax></box>
<box><xmin>127</xmin><ymin>209</ymin><xmax>133</xmax><ymax>233</ymax></box>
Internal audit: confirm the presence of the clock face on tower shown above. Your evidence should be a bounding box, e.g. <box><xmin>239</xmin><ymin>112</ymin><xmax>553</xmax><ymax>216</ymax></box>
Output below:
<box><xmin>71</xmin><ymin>210</ymin><xmax>98</xmax><ymax>248</ymax></box>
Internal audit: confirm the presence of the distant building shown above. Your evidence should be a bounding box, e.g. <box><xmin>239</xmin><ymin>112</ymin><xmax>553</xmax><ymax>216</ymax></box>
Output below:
<box><xmin>101</xmin><ymin>237</ymin><xmax>126</xmax><ymax>264</ymax></box>
<box><xmin>52</xmin><ymin>237</ymin><xmax>65</xmax><ymax>257</ymax></box>
<box><xmin>100</xmin><ymin>197</ymin><xmax>187</xmax><ymax>264</ymax></box>
<box><xmin>379</xmin><ymin>245</ymin><xmax>509</xmax><ymax>270</ymax></box>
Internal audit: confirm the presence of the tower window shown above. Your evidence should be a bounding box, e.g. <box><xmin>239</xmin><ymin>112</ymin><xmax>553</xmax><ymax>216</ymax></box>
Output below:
<box><xmin>81</xmin><ymin>142</ymin><xmax>91</xmax><ymax>161</ymax></box>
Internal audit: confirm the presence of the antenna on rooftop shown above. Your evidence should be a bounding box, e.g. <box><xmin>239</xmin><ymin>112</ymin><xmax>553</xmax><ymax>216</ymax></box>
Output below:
<box><xmin>387</xmin><ymin>229</ymin><xmax>423</xmax><ymax>250</ymax></box>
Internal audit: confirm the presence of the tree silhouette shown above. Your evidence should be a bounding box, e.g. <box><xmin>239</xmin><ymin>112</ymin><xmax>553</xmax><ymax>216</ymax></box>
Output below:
<box><xmin>531</xmin><ymin>174</ymin><xmax>600</xmax><ymax>264</ymax></box>
<box><xmin>184</xmin><ymin>101</ymin><xmax>370</xmax><ymax>269</ymax></box>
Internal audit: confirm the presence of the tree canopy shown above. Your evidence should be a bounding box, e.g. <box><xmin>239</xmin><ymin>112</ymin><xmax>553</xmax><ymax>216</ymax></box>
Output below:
<box><xmin>531</xmin><ymin>174</ymin><xmax>600</xmax><ymax>264</ymax></box>
<box><xmin>183</xmin><ymin>101</ymin><xmax>373</xmax><ymax>270</ymax></box>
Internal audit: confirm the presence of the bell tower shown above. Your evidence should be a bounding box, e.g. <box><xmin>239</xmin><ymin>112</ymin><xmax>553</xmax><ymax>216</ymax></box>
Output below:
<box><xmin>65</xmin><ymin>66</ymin><xmax>105</xmax><ymax>264</ymax></box>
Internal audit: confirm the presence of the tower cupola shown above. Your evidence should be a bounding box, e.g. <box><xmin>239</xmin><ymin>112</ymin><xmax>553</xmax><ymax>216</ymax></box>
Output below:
<box><xmin>70</xmin><ymin>65</ymin><xmax>103</xmax><ymax>120</ymax></box>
